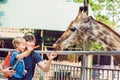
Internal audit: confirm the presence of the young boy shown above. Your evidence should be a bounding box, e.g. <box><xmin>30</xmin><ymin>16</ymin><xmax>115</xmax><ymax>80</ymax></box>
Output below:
<box><xmin>22</xmin><ymin>33</ymin><xmax>57</xmax><ymax>80</ymax></box>
<box><xmin>8</xmin><ymin>37</ymin><xmax>33</xmax><ymax>80</ymax></box>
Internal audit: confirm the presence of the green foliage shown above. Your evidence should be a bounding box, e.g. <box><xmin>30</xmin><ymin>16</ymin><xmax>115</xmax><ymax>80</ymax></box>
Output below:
<box><xmin>73</xmin><ymin>0</ymin><xmax>83</xmax><ymax>3</ymax></box>
<box><xmin>80</xmin><ymin>41</ymin><xmax>106</xmax><ymax>51</ymax></box>
<box><xmin>91</xmin><ymin>42</ymin><xmax>106</xmax><ymax>51</ymax></box>
<box><xmin>69</xmin><ymin>40</ymin><xmax>106</xmax><ymax>51</ymax></box>
<box><xmin>98</xmin><ymin>0</ymin><xmax>105</xmax><ymax>3</ymax></box>
<box><xmin>89</xmin><ymin>0</ymin><xmax>116</xmax><ymax>27</ymax></box>
<box><xmin>73</xmin><ymin>0</ymin><xmax>101</xmax><ymax>11</ymax></box>
<box><xmin>95</xmin><ymin>14</ymin><xmax>115</xmax><ymax>27</ymax></box>
<box><xmin>89</xmin><ymin>0</ymin><xmax>102</xmax><ymax>11</ymax></box>
<box><xmin>91</xmin><ymin>3</ymin><xmax>101</xmax><ymax>11</ymax></box>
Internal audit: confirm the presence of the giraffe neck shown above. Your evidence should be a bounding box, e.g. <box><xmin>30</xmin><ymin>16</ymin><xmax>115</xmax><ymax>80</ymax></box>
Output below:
<box><xmin>90</xmin><ymin>20</ymin><xmax>120</xmax><ymax>50</ymax></box>
<box><xmin>97</xmin><ymin>36</ymin><xmax>120</xmax><ymax>50</ymax></box>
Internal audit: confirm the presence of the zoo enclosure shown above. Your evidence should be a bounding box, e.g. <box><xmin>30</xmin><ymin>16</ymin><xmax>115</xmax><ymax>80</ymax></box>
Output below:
<box><xmin>0</xmin><ymin>48</ymin><xmax>120</xmax><ymax>80</ymax></box>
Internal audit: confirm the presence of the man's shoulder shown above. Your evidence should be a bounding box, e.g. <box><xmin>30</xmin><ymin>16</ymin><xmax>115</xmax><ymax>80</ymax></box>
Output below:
<box><xmin>31</xmin><ymin>51</ymin><xmax>41</xmax><ymax>57</ymax></box>
<box><xmin>29</xmin><ymin>51</ymin><xmax>42</xmax><ymax>62</ymax></box>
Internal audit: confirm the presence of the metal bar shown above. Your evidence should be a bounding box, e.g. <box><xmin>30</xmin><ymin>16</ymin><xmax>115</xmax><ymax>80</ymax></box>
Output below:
<box><xmin>1</xmin><ymin>48</ymin><xmax>120</xmax><ymax>55</ymax></box>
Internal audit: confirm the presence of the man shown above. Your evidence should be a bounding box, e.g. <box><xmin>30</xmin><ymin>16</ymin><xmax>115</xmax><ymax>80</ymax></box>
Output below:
<box><xmin>22</xmin><ymin>33</ymin><xmax>57</xmax><ymax>80</ymax></box>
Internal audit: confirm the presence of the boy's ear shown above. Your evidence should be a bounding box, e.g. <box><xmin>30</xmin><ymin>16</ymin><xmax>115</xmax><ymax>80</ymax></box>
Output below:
<box><xmin>15</xmin><ymin>44</ymin><xmax>19</xmax><ymax>48</ymax></box>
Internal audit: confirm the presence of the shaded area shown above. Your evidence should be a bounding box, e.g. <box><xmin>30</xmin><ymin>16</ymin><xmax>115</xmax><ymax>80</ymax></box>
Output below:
<box><xmin>0</xmin><ymin>38</ymin><xmax>13</xmax><ymax>57</ymax></box>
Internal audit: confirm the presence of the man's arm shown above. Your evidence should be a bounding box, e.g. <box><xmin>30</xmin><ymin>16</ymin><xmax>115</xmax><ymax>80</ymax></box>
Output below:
<box><xmin>38</xmin><ymin>51</ymin><xmax>57</xmax><ymax>72</ymax></box>
<box><xmin>0</xmin><ymin>62</ymin><xmax>15</xmax><ymax>75</ymax></box>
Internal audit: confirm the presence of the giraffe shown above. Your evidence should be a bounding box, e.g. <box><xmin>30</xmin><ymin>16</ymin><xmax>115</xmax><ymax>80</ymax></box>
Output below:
<box><xmin>53</xmin><ymin>6</ymin><xmax>120</xmax><ymax>67</ymax></box>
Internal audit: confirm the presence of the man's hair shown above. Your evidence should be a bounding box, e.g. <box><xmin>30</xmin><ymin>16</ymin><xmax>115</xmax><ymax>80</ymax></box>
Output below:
<box><xmin>12</xmin><ymin>36</ymin><xmax>26</xmax><ymax>48</ymax></box>
<box><xmin>23</xmin><ymin>33</ymin><xmax>36</xmax><ymax>42</ymax></box>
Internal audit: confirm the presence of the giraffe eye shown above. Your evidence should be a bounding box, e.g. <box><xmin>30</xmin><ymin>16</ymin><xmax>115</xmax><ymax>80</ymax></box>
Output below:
<box><xmin>70</xmin><ymin>27</ymin><xmax>76</xmax><ymax>32</ymax></box>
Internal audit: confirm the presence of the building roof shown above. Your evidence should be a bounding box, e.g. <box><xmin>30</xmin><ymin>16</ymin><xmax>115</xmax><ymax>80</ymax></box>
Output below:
<box><xmin>0</xmin><ymin>28</ymin><xmax>33</xmax><ymax>38</ymax></box>
<box><xmin>0</xmin><ymin>0</ymin><xmax>94</xmax><ymax>31</ymax></box>
<box><xmin>0</xmin><ymin>28</ymin><xmax>25</xmax><ymax>38</ymax></box>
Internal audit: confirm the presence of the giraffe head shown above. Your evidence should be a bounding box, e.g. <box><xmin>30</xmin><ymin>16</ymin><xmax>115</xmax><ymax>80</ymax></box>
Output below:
<box><xmin>53</xmin><ymin>6</ymin><xmax>120</xmax><ymax>50</ymax></box>
<box><xmin>53</xmin><ymin>6</ymin><xmax>90</xmax><ymax>50</ymax></box>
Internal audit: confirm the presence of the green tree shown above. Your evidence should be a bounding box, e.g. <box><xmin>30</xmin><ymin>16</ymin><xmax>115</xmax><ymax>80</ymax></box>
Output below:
<box><xmin>72</xmin><ymin>0</ymin><xmax>116</xmax><ymax>27</ymax></box>
<box><xmin>73</xmin><ymin>0</ymin><xmax>83</xmax><ymax>3</ymax></box>
<box><xmin>96</xmin><ymin>13</ymin><xmax>115</xmax><ymax>27</ymax></box>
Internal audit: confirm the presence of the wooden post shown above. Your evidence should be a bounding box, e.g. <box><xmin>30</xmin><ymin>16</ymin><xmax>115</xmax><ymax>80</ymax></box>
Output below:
<box><xmin>84</xmin><ymin>0</ymin><xmax>89</xmax><ymax>8</ymax></box>
<box><xmin>80</xmin><ymin>40</ymin><xmax>93</xmax><ymax>80</ymax></box>
<box><xmin>109</xmin><ymin>56</ymin><xmax>114</xmax><ymax>80</ymax></box>
<box><xmin>40</xmin><ymin>30</ymin><xmax>44</xmax><ymax>80</ymax></box>
<box><xmin>84</xmin><ymin>0</ymin><xmax>89</xmax><ymax>15</ymax></box>
<box><xmin>41</xmin><ymin>30</ymin><xmax>44</xmax><ymax>58</ymax></box>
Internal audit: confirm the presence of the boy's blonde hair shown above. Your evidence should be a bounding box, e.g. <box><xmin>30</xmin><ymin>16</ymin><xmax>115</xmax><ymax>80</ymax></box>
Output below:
<box><xmin>12</xmin><ymin>36</ymin><xmax>26</xmax><ymax>48</ymax></box>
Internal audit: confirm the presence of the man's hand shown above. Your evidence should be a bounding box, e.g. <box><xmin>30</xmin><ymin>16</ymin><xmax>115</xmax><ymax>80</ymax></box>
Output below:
<box><xmin>2</xmin><ymin>67</ymin><xmax>15</xmax><ymax>76</ymax></box>
<box><xmin>3</xmin><ymin>67</ymin><xmax>15</xmax><ymax>74</ymax></box>
<box><xmin>48</xmin><ymin>51</ymin><xmax>57</xmax><ymax>60</ymax></box>
<box><xmin>44</xmin><ymin>47</ymin><xmax>57</xmax><ymax>60</ymax></box>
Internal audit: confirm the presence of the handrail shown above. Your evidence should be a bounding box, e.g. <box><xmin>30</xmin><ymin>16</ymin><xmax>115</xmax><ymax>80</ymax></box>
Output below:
<box><xmin>0</xmin><ymin>48</ymin><xmax>120</xmax><ymax>55</ymax></box>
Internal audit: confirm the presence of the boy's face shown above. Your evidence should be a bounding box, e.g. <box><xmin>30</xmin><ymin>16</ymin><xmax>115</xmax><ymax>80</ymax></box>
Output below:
<box><xmin>26</xmin><ymin>40</ymin><xmax>35</xmax><ymax>47</ymax></box>
<box><xmin>17</xmin><ymin>42</ymin><xmax>26</xmax><ymax>52</ymax></box>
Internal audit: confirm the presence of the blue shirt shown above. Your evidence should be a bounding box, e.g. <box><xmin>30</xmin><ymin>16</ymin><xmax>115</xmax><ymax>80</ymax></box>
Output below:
<box><xmin>22</xmin><ymin>51</ymin><xmax>42</xmax><ymax>80</ymax></box>
<box><xmin>10</xmin><ymin>51</ymin><xmax>25</xmax><ymax>78</ymax></box>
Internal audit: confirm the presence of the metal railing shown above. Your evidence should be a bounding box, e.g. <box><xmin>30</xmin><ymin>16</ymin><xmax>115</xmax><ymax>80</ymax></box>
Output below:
<box><xmin>1</xmin><ymin>48</ymin><xmax>120</xmax><ymax>80</ymax></box>
<box><xmin>1</xmin><ymin>48</ymin><xmax>120</xmax><ymax>55</ymax></box>
<box><xmin>33</xmin><ymin>62</ymin><xmax>120</xmax><ymax>80</ymax></box>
